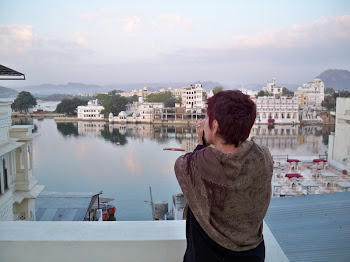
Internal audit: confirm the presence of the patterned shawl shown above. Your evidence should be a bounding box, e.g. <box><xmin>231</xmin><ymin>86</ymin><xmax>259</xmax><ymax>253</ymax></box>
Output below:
<box><xmin>174</xmin><ymin>141</ymin><xmax>273</xmax><ymax>251</ymax></box>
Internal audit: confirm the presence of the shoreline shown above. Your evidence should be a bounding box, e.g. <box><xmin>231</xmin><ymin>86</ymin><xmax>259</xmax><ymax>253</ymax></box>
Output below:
<box><xmin>12</xmin><ymin>113</ymin><xmax>64</xmax><ymax>118</ymax></box>
<box><xmin>12</xmin><ymin>114</ymin><xmax>332</xmax><ymax>126</ymax></box>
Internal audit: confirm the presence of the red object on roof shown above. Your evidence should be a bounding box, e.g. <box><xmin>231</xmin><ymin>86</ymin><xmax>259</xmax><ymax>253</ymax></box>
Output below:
<box><xmin>34</xmin><ymin>109</ymin><xmax>44</xmax><ymax>114</ymax></box>
<box><xmin>287</xmin><ymin>159</ymin><xmax>300</xmax><ymax>163</ymax></box>
<box><xmin>313</xmin><ymin>159</ymin><xmax>327</xmax><ymax>163</ymax></box>
<box><xmin>285</xmin><ymin>173</ymin><xmax>303</xmax><ymax>178</ymax></box>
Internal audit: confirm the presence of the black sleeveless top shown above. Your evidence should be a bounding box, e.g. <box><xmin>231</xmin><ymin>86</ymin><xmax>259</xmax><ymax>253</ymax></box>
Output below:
<box><xmin>184</xmin><ymin>207</ymin><xmax>265</xmax><ymax>262</ymax></box>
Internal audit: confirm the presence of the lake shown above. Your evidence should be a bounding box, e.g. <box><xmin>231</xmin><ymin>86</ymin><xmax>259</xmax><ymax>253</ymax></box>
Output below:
<box><xmin>12</xmin><ymin>117</ymin><xmax>334</xmax><ymax>220</ymax></box>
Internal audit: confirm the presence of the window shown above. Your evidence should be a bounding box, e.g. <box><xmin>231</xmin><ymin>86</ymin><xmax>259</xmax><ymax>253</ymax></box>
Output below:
<box><xmin>3</xmin><ymin>159</ymin><xmax>8</xmax><ymax>190</ymax></box>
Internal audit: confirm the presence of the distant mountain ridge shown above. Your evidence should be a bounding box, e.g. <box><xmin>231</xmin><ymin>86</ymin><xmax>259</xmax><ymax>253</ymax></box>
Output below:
<box><xmin>9</xmin><ymin>69</ymin><xmax>350</xmax><ymax>96</ymax></box>
<box><xmin>12</xmin><ymin>81</ymin><xmax>224</xmax><ymax>96</ymax></box>
<box><xmin>0</xmin><ymin>86</ymin><xmax>18</xmax><ymax>98</ymax></box>
<box><xmin>316</xmin><ymin>69</ymin><xmax>350</xmax><ymax>90</ymax></box>
<box><xmin>12</xmin><ymin>82</ymin><xmax>106</xmax><ymax>96</ymax></box>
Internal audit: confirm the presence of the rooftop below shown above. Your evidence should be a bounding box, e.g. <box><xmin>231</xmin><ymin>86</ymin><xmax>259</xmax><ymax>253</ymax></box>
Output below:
<box><xmin>1</xmin><ymin>192</ymin><xmax>349</xmax><ymax>262</ymax></box>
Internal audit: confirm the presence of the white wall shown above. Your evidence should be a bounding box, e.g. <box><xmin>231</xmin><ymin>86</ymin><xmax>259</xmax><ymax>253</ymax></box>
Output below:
<box><xmin>0</xmin><ymin>221</ymin><xmax>288</xmax><ymax>262</ymax></box>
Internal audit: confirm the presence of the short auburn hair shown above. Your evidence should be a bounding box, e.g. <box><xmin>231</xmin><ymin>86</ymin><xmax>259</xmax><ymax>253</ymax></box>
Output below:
<box><xmin>206</xmin><ymin>90</ymin><xmax>256</xmax><ymax>147</ymax></box>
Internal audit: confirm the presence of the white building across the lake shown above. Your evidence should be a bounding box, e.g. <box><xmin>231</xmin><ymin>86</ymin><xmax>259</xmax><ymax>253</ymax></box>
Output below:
<box><xmin>181</xmin><ymin>84</ymin><xmax>206</xmax><ymax>113</ymax></box>
<box><xmin>77</xmin><ymin>99</ymin><xmax>104</xmax><ymax>120</ymax></box>
<box><xmin>0</xmin><ymin>101</ymin><xmax>44</xmax><ymax>221</ymax></box>
<box><xmin>295</xmin><ymin>78</ymin><xmax>325</xmax><ymax>109</ymax></box>
<box><xmin>253</xmin><ymin>96</ymin><xmax>300</xmax><ymax>124</ymax></box>
<box><xmin>263</xmin><ymin>78</ymin><xmax>283</xmax><ymax>97</ymax></box>
<box><xmin>109</xmin><ymin>97</ymin><xmax>164</xmax><ymax>123</ymax></box>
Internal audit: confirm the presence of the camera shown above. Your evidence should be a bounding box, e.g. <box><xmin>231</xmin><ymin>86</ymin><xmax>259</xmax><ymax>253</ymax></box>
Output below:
<box><xmin>202</xmin><ymin>130</ymin><xmax>207</xmax><ymax>147</ymax></box>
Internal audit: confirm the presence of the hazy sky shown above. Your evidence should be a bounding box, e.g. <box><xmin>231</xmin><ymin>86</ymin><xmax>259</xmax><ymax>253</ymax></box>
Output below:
<box><xmin>1</xmin><ymin>0</ymin><xmax>350</xmax><ymax>87</ymax></box>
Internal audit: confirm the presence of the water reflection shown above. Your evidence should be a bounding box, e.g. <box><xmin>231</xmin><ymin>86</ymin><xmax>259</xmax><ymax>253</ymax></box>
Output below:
<box><xmin>54</xmin><ymin>121</ymin><xmax>335</xmax><ymax>155</ymax></box>
<box><xmin>12</xmin><ymin>117</ymin><xmax>38</xmax><ymax>133</ymax></box>
<box><xmin>251</xmin><ymin>124</ymin><xmax>334</xmax><ymax>155</ymax></box>
<box><xmin>55</xmin><ymin>121</ymin><xmax>198</xmax><ymax>150</ymax></box>
<box><xmin>57</xmin><ymin>122</ymin><xmax>79</xmax><ymax>137</ymax></box>
<box><xmin>10</xmin><ymin>118</ymin><xmax>336</xmax><ymax>220</ymax></box>
<box><xmin>100</xmin><ymin>126</ymin><xmax>127</xmax><ymax>146</ymax></box>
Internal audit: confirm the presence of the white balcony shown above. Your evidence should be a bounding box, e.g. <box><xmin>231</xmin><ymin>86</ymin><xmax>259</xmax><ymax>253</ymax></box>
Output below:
<box><xmin>0</xmin><ymin>221</ymin><xmax>288</xmax><ymax>262</ymax></box>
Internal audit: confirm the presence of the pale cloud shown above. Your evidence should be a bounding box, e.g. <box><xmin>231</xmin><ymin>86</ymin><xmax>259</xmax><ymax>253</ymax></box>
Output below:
<box><xmin>155</xmin><ymin>15</ymin><xmax>350</xmax><ymax>84</ymax></box>
<box><xmin>151</xmin><ymin>14</ymin><xmax>193</xmax><ymax>31</ymax></box>
<box><xmin>0</xmin><ymin>24</ymin><xmax>93</xmax><ymax>65</ymax></box>
<box><xmin>120</xmin><ymin>16</ymin><xmax>142</xmax><ymax>37</ymax></box>
<box><xmin>80</xmin><ymin>9</ymin><xmax>142</xmax><ymax>37</ymax></box>
<box><xmin>73</xmin><ymin>32</ymin><xmax>88</xmax><ymax>46</ymax></box>
<box><xmin>80</xmin><ymin>9</ymin><xmax>108</xmax><ymax>20</ymax></box>
<box><xmin>0</xmin><ymin>24</ymin><xmax>37</xmax><ymax>53</ymax></box>
<box><xmin>231</xmin><ymin>15</ymin><xmax>350</xmax><ymax>49</ymax></box>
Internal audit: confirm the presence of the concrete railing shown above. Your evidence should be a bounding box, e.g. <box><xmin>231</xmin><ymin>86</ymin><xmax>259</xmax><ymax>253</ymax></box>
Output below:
<box><xmin>0</xmin><ymin>221</ymin><xmax>289</xmax><ymax>262</ymax></box>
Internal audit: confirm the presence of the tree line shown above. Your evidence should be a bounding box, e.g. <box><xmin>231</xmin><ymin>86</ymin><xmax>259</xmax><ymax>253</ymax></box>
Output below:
<box><xmin>322</xmin><ymin>87</ymin><xmax>350</xmax><ymax>111</ymax></box>
<box><xmin>14</xmin><ymin>85</ymin><xmax>347</xmax><ymax>116</ymax></box>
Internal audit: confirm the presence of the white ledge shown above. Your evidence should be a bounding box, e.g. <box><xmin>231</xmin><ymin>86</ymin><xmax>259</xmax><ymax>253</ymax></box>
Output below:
<box><xmin>0</xmin><ymin>221</ymin><xmax>288</xmax><ymax>262</ymax></box>
<box><xmin>0</xmin><ymin>221</ymin><xmax>186</xmax><ymax>241</ymax></box>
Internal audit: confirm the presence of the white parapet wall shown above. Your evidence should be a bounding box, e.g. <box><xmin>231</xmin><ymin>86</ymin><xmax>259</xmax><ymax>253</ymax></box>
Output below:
<box><xmin>0</xmin><ymin>221</ymin><xmax>288</xmax><ymax>262</ymax></box>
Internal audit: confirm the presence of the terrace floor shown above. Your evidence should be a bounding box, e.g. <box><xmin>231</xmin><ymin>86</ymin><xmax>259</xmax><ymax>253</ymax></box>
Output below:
<box><xmin>272</xmin><ymin>160</ymin><xmax>350</xmax><ymax>196</ymax></box>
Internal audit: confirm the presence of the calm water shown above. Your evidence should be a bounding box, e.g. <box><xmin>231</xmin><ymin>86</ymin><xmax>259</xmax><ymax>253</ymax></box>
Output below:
<box><xmin>12</xmin><ymin>118</ymin><xmax>334</xmax><ymax>220</ymax></box>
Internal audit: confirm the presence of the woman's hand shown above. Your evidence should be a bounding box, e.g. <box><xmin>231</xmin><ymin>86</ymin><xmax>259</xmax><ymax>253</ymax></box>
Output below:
<box><xmin>196</xmin><ymin>119</ymin><xmax>205</xmax><ymax>145</ymax></box>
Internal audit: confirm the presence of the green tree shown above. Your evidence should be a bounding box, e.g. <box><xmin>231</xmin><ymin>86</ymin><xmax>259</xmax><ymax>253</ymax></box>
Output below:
<box><xmin>256</xmin><ymin>90</ymin><xmax>270</xmax><ymax>98</ymax></box>
<box><xmin>325</xmin><ymin>87</ymin><xmax>335</xmax><ymax>96</ymax></box>
<box><xmin>108</xmin><ymin>90</ymin><xmax>124</xmax><ymax>96</ymax></box>
<box><xmin>95</xmin><ymin>94</ymin><xmax>129</xmax><ymax>117</ymax></box>
<box><xmin>202</xmin><ymin>91</ymin><xmax>207</xmax><ymax>100</ymax></box>
<box><xmin>126</xmin><ymin>95</ymin><xmax>139</xmax><ymax>103</ymax></box>
<box><xmin>212</xmin><ymin>86</ymin><xmax>224</xmax><ymax>94</ymax></box>
<box><xmin>55</xmin><ymin>98</ymin><xmax>88</xmax><ymax>115</ymax></box>
<box><xmin>11</xmin><ymin>91</ymin><xmax>37</xmax><ymax>113</ymax></box>
<box><xmin>108</xmin><ymin>95</ymin><xmax>128</xmax><ymax>116</ymax></box>
<box><xmin>322</xmin><ymin>89</ymin><xmax>350</xmax><ymax>111</ymax></box>
<box><xmin>338</xmin><ymin>90</ymin><xmax>350</xmax><ymax>97</ymax></box>
<box><xmin>322</xmin><ymin>97</ymin><xmax>336</xmax><ymax>111</ymax></box>
<box><xmin>146</xmin><ymin>91</ymin><xmax>177</xmax><ymax>107</ymax></box>
<box><xmin>175</xmin><ymin>96</ymin><xmax>182</xmax><ymax>105</ymax></box>
<box><xmin>94</xmin><ymin>94</ymin><xmax>111</xmax><ymax>106</ymax></box>
<box><xmin>282</xmin><ymin>87</ymin><xmax>294</xmax><ymax>97</ymax></box>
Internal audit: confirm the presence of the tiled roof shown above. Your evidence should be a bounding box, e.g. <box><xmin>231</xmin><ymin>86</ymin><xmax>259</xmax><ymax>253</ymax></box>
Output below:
<box><xmin>265</xmin><ymin>192</ymin><xmax>350</xmax><ymax>262</ymax></box>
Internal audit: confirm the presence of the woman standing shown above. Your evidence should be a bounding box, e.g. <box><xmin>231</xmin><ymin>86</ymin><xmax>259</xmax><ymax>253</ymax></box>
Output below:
<box><xmin>175</xmin><ymin>90</ymin><xmax>273</xmax><ymax>262</ymax></box>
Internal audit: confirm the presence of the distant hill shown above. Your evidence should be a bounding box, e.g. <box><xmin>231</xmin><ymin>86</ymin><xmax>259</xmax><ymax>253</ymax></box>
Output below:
<box><xmin>316</xmin><ymin>69</ymin><xmax>350</xmax><ymax>90</ymax></box>
<box><xmin>12</xmin><ymin>81</ymin><xmax>225</xmax><ymax>95</ymax></box>
<box><xmin>105</xmin><ymin>81</ymin><xmax>225</xmax><ymax>92</ymax></box>
<box><xmin>0</xmin><ymin>86</ymin><xmax>18</xmax><ymax>98</ymax></box>
<box><xmin>12</xmin><ymin>82</ymin><xmax>107</xmax><ymax>96</ymax></box>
